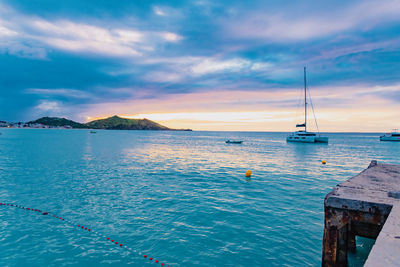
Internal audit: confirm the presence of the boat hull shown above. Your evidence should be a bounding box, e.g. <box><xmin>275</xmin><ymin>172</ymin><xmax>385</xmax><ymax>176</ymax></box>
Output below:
<box><xmin>286</xmin><ymin>136</ymin><xmax>329</xmax><ymax>143</ymax></box>
<box><xmin>315</xmin><ymin>137</ymin><xmax>329</xmax><ymax>143</ymax></box>
<box><xmin>286</xmin><ymin>136</ymin><xmax>315</xmax><ymax>143</ymax></box>
<box><xmin>380</xmin><ymin>136</ymin><xmax>400</xmax><ymax>141</ymax></box>
<box><xmin>225</xmin><ymin>141</ymin><xmax>243</xmax><ymax>144</ymax></box>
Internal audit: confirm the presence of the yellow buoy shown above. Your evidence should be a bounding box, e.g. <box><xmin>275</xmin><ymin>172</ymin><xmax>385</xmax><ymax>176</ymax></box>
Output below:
<box><xmin>321</xmin><ymin>160</ymin><xmax>327</xmax><ymax>165</ymax></box>
<box><xmin>245</xmin><ymin>170</ymin><xmax>252</xmax><ymax>177</ymax></box>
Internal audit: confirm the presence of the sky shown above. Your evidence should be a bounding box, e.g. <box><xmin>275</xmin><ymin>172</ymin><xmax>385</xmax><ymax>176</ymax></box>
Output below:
<box><xmin>0</xmin><ymin>0</ymin><xmax>399</xmax><ymax>131</ymax></box>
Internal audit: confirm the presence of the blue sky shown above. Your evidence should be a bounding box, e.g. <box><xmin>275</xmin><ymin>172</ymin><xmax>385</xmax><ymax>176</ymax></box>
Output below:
<box><xmin>1</xmin><ymin>0</ymin><xmax>400</xmax><ymax>131</ymax></box>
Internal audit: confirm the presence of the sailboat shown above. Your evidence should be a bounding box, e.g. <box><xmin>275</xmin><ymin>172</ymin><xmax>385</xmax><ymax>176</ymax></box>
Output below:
<box><xmin>287</xmin><ymin>67</ymin><xmax>328</xmax><ymax>143</ymax></box>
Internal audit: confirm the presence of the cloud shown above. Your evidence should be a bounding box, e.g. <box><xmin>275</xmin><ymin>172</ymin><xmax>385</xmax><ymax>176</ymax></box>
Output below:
<box><xmin>0</xmin><ymin>4</ymin><xmax>183</xmax><ymax>59</ymax></box>
<box><xmin>26</xmin><ymin>88</ymin><xmax>92</xmax><ymax>99</ymax></box>
<box><xmin>0</xmin><ymin>25</ymin><xmax>17</xmax><ymax>37</ymax></box>
<box><xmin>144</xmin><ymin>72</ymin><xmax>184</xmax><ymax>83</ymax></box>
<box><xmin>35</xmin><ymin>100</ymin><xmax>62</xmax><ymax>112</ymax></box>
<box><xmin>152</xmin><ymin>5</ymin><xmax>183</xmax><ymax>18</ymax></box>
<box><xmin>159</xmin><ymin>32</ymin><xmax>182</xmax><ymax>42</ymax></box>
<box><xmin>1</xmin><ymin>0</ymin><xmax>400</xmax><ymax>131</ymax></box>
<box><xmin>190</xmin><ymin>58</ymin><xmax>250</xmax><ymax>75</ymax></box>
<box><xmin>0</xmin><ymin>17</ymin><xmax>48</xmax><ymax>59</ymax></box>
<box><xmin>31</xmin><ymin>19</ymin><xmax>146</xmax><ymax>56</ymax></box>
<box><xmin>30</xmin><ymin>20</ymin><xmax>183</xmax><ymax>57</ymax></box>
<box><xmin>0</xmin><ymin>41</ymin><xmax>47</xmax><ymax>59</ymax></box>
<box><xmin>307</xmin><ymin>38</ymin><xmax>400</xmax><ymax>63</ymax></box>
<box><xmin>250</xmin><ymin>62</ymin><xmax>273</xmax><ymax>71</ymax></box>
<box><xmin>139</xmin><ymin>56</ymin><xmax>276</xmax><ymax>83</ymax></box>
<box><xmin>153</xmin><ymin>6</ymin><xmax>167</xmax><ymax>16</ymax></box>
<box><xmin>82</xmin><ymin>84</ymin><xmax>400</xmax><ymax>131</ymax></box>
<box><xmin>226</xmin><ymin>0</ymin><xmax>400</xmax><ymax>41</ymax></box>
<box><xmin>150</xmin><ymin>57</ymin><xmax>297</xmax><ymax>86</ymax></box>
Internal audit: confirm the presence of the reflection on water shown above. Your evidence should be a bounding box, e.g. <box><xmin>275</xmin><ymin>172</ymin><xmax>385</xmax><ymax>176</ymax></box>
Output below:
<box><xmin>0</xmin><ymin>129</ymin><xmax>399</xmax><ymax>266</ymax></box>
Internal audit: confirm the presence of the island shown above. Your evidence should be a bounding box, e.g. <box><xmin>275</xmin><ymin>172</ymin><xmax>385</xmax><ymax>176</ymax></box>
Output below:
<box><xmin>0</xmin><ymin>115</ymin><xmax>192</xmax><ymax>131</ymax></box>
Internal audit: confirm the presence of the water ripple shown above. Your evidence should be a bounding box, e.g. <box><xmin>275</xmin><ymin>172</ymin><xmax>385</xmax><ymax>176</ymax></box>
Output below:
<box><xmin>0</xmin><ymin>130</ymin><xmax>399</xmax><ymax>266</ymax></box>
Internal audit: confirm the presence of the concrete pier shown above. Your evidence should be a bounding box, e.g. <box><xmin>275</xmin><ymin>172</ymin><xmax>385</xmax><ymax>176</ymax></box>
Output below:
<box><xmin>322</xmin><ymin>161</ymin><xmax>400</xmax><ymax>266</ymax></box>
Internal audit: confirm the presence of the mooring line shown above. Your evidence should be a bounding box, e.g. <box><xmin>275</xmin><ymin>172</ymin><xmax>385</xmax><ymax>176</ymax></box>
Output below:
<box><xmin>0</xmin><ymin>202</ymin><xmax>170</xmax><ymax>266</ymax></box>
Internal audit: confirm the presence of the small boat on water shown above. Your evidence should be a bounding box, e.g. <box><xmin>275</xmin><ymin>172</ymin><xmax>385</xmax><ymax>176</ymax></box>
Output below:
<box><xmin>287</xmin><ymin>67</ymin><xmax>328</xmax><ymax>143</ymax></box>
<box><xmin>226</xmin><ymin>140</ymin><xmax>243</xmax><ymax>144</ymax></box>
<box><xmin>380</xmin><ymin>130</ymin><xmax>400</xmax><ymax>141</ymax></box>
<box><xmin>90</xmin><ymin>131</ymin><xmax>97</xmax><ymax>134</ymax></box>
<box><xmin>287</xmin><ymin>131</ymin><xmax>328</xmax><ymax>143</ymax></box>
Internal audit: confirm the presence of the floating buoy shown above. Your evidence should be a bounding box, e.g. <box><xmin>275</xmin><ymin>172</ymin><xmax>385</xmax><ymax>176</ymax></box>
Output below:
<box><xmin>321</xmin><ymin>160</ymin><xmax>327</xmax><ymax>164</ymax></box>
<box><xmin>245</xmin><ymin>170</ymin><xmax>252</xmax><ymax>177</ymax></box>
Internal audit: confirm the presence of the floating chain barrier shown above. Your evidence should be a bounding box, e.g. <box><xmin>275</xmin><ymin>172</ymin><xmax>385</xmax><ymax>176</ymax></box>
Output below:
<box><xmin>0</xmin><ymin>202</ymin><xmax>170</xmax><ymax>266</ymax></box>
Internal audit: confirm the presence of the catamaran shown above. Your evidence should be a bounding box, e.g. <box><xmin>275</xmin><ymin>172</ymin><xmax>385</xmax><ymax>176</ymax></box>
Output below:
<box><xmin>287</xmin><ymin>67</ymin><xmax>328</xmax><ymax>143</ymax></box>
<box><xmin>380</xmin><ymin>130</ymin><xmax>400</xmax><ymax>141</ymax></box>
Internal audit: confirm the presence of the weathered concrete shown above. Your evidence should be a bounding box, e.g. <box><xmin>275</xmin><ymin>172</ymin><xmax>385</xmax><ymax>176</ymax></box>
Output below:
<box><xmin>322</xmin><ymin>161</ymin><xmax>400</xmax><ymax>267</ymax></box>
<box><xmin>364</xmin><ymin>204</ymin><xmax>400</xmax><ymax>266</ymax></box>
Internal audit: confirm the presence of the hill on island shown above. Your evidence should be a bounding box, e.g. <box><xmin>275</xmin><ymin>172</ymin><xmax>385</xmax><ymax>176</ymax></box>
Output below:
<box><xmin>27</xmin><ymin>115</ymin><xmax>191</xmax><ymax>131</ymax></box>
<box><xmin>86</xmin><ymin>115</ymin><xmax>170</xmax><ymax>130</ymax></box>
<box><xmin>28</xmin><ymin>117</ymin><xmax>87</xmax><ymax>128</ymax></box>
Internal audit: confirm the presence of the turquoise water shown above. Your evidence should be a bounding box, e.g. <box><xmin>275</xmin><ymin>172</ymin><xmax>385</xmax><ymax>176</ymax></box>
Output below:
<box><xmin>0</xmin><ymin>129</ymin><xmax>399</xmax><ymax>266</ymax></box>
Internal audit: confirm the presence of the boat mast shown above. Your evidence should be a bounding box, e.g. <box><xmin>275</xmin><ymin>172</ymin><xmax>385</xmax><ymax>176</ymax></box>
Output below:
<box><xmin>304</xmin><ymin>66</ymin><xmax>307</xmax><ymax>132</ymax></box>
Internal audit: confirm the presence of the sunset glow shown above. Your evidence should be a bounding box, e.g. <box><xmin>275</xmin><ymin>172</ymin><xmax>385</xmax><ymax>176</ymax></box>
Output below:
<box><xmin>1</xmin><ymin>0</ymin><xmax>399</xmax><ymax>132</ymax></box>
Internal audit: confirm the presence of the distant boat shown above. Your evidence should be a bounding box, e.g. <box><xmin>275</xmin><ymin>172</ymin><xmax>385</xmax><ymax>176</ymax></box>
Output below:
<box><xmin>380</xmin><ymin>130</ymin><xmax>400</xmax><ymax>141</ymax></box>
<box><xmin>226</xmin><ymin>140</ymin><xmax>243</xmax><ymax>144</ymax></box>
<box><xmin>287</xmin><ymin>67</ymin><xmax>328</xmax><ymax>143</ymax></box>
<box><xmin>90</xmin><ymin>131</ymin><xmax>97</xmax><ymax>134</ymax></box>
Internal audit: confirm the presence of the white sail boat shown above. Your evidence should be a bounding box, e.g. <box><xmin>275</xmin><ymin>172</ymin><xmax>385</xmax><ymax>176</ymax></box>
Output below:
<box><xmin>287</xmin><ymin>67</ymin><xmax>328</xmax><ymax>143</ymax></box>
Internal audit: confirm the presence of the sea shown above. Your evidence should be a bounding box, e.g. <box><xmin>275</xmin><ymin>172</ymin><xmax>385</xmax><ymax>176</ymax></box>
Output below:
<box><xmin>0</xmin><ymin>129</ymin><xmax>399</xmax><ymax>266</ymax></box>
